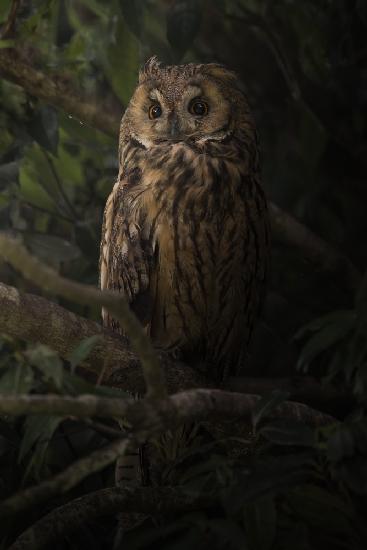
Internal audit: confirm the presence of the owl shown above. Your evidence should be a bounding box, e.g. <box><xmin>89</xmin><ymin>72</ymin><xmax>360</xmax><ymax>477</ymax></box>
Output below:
<box><xmin>100</xmin><ymin>57</ymin><xmax>269</xmax><ymax>383</ymax></box>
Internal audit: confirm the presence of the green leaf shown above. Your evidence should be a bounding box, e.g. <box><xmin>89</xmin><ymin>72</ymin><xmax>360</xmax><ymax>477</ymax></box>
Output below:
<box><xmin>0</xmin><ymin>364</ymin><xmax>34</xmax><ymax>395</ymax></box>
<box><xmin>252</xmin><ymin>390</ymin><xmax>290</xmax><ymax>431</ymax></box>
<box><xmin>104</xmin><ymin>18</ymin><xmax>140</xmax><ymax>106</ymax></box>
<box><xmin>0</xmin><ymin>39</ymin><xmax>15</xmax><ymax>49</ymax></box>
<box><xmin>68</xmin><ymin>334</ymin><xmax>102</xmax><ymax>372</ymax></box>
<box><xmin>327</xmin><ymin>425</ymin><xmax>355</xmax><ymax>462</ymax></box>
<box><xmin>26</xmin><ymin>344</ymin><xmax>64</xmax><ymax>390</ymax></box>
<box><xmin>62</xmin><ymin>370</ymin><xmax>129</xmax><ymax>399</ymax></box>
<box><xmin>19</xmin><ymin>415</ymin><xmax>64</xmax><ymax>477</ymax></box>
<box><xmin>297</xmin><ymin>314</ymin><xmax>355</xmax><ymax>371</ymax></box>
<box><xmin>0</xmin><ymin>0</ymin><xmax>12</xmax><ymax>23</ymax></box>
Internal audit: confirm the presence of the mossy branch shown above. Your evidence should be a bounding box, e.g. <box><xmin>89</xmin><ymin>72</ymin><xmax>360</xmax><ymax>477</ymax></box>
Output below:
<box><xmin>0</xmin><ymin>234</ymin><xmax>167</xmax><ymax>400</ymax></box>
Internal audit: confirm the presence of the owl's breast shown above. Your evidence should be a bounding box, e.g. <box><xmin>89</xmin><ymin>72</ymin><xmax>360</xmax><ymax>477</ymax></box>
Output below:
<box><xmin>132</xmin><ymin>143</ymin><xmax>250</xmax><ymax>355</ymax></box>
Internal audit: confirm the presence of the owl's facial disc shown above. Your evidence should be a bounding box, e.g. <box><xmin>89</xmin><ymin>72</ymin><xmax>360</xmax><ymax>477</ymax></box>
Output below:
<box><xmin>128</xmin><ymin>79</ymin><xmax>233</xmax><ymax>148</ymax></box>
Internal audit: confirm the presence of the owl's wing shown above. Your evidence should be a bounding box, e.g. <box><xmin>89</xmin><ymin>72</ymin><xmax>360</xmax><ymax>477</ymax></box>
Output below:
<box><xmin>99</xmin><ymin>179</ymin><xmax>154</xmax><ymax>333</ymax></box>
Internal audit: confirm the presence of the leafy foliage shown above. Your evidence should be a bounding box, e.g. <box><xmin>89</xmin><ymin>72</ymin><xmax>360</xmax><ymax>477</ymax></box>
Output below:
<box><xmin>0</xmin><ymin>0</ymin><xmax>367</xmax><ymax>548</ymax></box>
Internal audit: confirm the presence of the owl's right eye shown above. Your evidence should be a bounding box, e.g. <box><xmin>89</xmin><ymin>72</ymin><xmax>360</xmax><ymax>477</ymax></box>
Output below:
<box><xmin>149</xmin><ymin>104</ymin><xmax>162</xmax><ymax>119</ymax></box>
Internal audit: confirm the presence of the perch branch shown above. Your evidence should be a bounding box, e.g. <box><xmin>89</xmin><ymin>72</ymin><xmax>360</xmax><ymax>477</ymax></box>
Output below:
<box><xmin>0</xmin><ymin>390</ymin><xmax>334</xmax><ymax>429</ymax></box>
<box><xmin>9</xmin><ymin>487</ymin><xmax>216</xmax><ymax>550</ymax></box>
<box><xmin>0</xmin><ymin>48</ymin><xmax>120</xmax><ymax>136</ymax></box>
<box><xmin>0</xmin><ymin>280</ymin><xmax>354</xmax><ymax>413</ymax></box>
<box><xmin>0</xmin><ymin>234</ymin><xmax>167</xmax><ymax>399</ymax></box>
<box><xmin>0</xmin><ymin>281</ymin><xmax>207</xmax><ymax>394</ymax></box>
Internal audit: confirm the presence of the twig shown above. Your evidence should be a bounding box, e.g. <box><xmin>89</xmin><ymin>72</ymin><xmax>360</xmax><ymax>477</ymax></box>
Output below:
<box><xmin>0</xmin><ymin>437</ymin><xmax>131</xmax><ymax>519</ymax></box>
<box><xmin>0</xmin><ymin>234</ymin><xmax>167</xmax><ymax>399</ymax></box>
<box><xmin>0</xmin><ymin>0</ymin><xmax>21</xmax><ymax>40</ymax></box>
<box><xmin>9</xmin><ymin>486</ymin><xmax>216</xmax><ymax>550</ymax></box>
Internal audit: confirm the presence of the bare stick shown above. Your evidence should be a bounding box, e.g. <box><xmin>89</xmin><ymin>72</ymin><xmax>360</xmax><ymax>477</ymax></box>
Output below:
<box><xmin>0</xmin><ymin>234</ymin><xmax>167</xmax><ymax>399</ymax></box>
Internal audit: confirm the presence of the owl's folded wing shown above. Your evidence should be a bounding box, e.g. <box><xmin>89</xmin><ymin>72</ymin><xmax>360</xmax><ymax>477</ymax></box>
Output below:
<box><xmin>99</xmin><ymin>181</ymin><xmax>154</xmax><ymax>332</ymax></box>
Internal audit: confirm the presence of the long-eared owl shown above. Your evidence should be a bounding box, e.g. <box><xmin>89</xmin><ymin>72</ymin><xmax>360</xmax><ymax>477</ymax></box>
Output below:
<box><xmin>100</xmin><ymin>57</ymin><xmax>269</xmax><ymax>383</ymax></box>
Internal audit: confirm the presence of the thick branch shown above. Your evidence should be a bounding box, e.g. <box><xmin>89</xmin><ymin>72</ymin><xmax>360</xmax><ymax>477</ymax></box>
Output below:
<box><xmin>0</xmin><ymin>389</ymin><xmax>334</xmax><ymax>428</ymax></box>
<box><xmin>10</xmin><ymin>487</ymin><xmax>216</xmax><ymax>550</ymax></box>
<box><xmin>0</xmin><ymin>281</ymin><xmax>206</xmax><ymax>394</ymax></box>
<box><xmin>0</xmin><ymin>235</ymin><xmax>167</xmax><ymax>399</ymax></box>
<box><xmin>0</xmin><ymin>48</ymin><xmax>120</xmax><ymax>136</ymax></box>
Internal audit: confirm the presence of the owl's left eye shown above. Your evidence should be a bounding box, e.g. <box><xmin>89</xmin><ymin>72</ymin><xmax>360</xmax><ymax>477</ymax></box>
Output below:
<box><xmin>149</xmin><ymin>103</ymin><xmax>162</xmax><ymax>119</ymax></box>
<box><xmin>189</xmin><ymin>99</ymin><xmax>209</xmax><ymax>116</ymax></box>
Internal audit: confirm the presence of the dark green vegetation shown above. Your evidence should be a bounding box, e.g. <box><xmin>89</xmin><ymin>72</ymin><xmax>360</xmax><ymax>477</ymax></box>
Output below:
<box><xmin>1</xmin><ymin>0</ymin><xmax>367</xmax><ymax>549</ymax></box>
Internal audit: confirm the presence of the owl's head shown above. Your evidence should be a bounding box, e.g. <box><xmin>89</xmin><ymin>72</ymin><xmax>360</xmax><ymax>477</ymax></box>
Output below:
<box><xmin>120</xmin><ymin>57</ymin><xmax>254</xmax><ymax>149</ymax></box>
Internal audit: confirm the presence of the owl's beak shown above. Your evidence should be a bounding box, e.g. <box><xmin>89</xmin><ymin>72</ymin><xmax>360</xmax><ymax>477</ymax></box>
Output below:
<box><xmin>168</xmin><ymin>112</ymin><xmax>181</xmax><ymax>139</ymax></box>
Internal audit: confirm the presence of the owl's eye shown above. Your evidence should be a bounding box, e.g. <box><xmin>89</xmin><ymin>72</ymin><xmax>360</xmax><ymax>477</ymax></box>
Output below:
<box><xmin>149</xmin><ymin>103</ymin><xmax>162</xmax><ymax>119</ymax></box>
<box><xmin>189</xmin><ymin>99</ymin><xmax>209</xmax><ymax>116</ymax></box>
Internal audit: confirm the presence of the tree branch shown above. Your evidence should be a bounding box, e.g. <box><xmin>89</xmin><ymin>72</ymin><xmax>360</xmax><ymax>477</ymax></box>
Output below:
<box><xmin>0</xmin><ymin>48</ymin><xmax>120</xmax><ymax>137</ymax></box>
<box><xmin>0</xmin><ymin>281</ymin><xmax>207</xmax><ymax>395</ymax></box>
<box><xmin>9</xmin><ymin>487</ymin><xmax>216</xmax><ymax>550</ymax></box>
<box><xmin>0</xmin><ymin>389</ymin><xmax>334</xmax><ymax>519</ymax></box>
<box><xmin>0</xmin><ymin>234</ymin><xmax>167</xmax><ymax>399</ymax></box>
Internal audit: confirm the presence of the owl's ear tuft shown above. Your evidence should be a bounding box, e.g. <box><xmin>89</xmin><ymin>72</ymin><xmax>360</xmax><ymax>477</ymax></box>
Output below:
<box><xmin>139</xmin><ymin>56</ymin><xmax>163</xmax><ymax>83</ymax></box>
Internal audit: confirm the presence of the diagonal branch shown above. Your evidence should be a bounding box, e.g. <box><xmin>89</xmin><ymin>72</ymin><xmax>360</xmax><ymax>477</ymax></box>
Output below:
<box><xmin>0</xmin><ymin>48</ymin><xmax>120</xmax><ymax>136</ymax></box>
<box><xmin>0</xmin><ymin>234</ymin><xmax>167</xmax><ymax>399</ymax></box>
<box><xmin>9</xmin><ymin>486</ymin><xmax>217</xmax><ymax>550</ymax></box>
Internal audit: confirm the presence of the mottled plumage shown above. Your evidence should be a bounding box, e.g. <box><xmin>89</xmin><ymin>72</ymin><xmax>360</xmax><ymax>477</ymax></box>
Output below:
<box><xmin>100</xmin><ymin>57</ymin><xmax>269</xmax><ymax>382</ymax></box>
